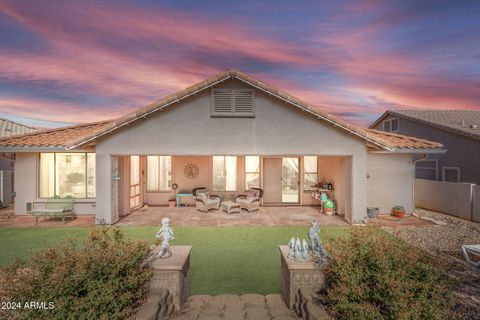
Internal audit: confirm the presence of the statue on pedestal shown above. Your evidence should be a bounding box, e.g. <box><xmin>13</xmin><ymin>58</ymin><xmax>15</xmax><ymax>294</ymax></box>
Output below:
<box><xmin>156</xmin><ymin>217</ymin><xmax>174</xmax><ymax>258</ymax></box>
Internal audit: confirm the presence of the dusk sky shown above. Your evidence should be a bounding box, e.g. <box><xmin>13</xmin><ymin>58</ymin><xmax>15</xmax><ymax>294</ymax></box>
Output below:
<box><xmin>0</xmin><ymin>0</ymin><xmax>479</xmax><ymax>128</ymax></box>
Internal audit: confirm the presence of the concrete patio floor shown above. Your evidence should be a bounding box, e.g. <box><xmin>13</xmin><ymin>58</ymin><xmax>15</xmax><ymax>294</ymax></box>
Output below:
<box><xmin>115</xmin><ymin>206</ymin><xmax>348</xmax><ymax>227</ymax></box>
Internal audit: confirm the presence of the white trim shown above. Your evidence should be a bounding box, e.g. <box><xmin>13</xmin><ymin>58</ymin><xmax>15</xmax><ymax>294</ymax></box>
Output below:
<box><xmin>442</xmin><ymin>166</ymin><xmax>461</xmax><ymax>183</ymax></box>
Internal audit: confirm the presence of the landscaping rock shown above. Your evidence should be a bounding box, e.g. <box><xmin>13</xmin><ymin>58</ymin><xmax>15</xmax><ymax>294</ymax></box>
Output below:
<box><xmin>240</xmin><ymin>293</ymin><xmax>266</xmax><ymax>308</ymax></box>
<box><xmin>136</xmin><ymin>301</ymin><xmax>160</xmax><ymax>320</ymax></box>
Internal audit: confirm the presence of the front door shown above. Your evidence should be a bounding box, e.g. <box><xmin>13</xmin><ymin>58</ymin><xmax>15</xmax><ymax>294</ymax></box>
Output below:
<box><xmin>263</xmin><ymin>157</ymin><xmax>300</xmax><ymax>204</ymax></box>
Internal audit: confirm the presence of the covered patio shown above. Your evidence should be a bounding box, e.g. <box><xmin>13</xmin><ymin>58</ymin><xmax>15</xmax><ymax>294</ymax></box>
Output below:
<box><xmin>114</xmin><ymin>206</ymin><xmax>348</xmax><ymax>227</ymax></box>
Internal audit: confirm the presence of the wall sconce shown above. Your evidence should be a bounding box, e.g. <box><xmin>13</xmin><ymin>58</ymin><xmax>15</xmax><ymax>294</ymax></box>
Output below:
<box><xmin>366</xmin><ymin>173</ymin><xmax>370</xmax><ymax>179</ymax></box>
<box><xmin>113</xmin><ymin>169</ymin><xmax>121</xmax><ymax>182</ymax></box>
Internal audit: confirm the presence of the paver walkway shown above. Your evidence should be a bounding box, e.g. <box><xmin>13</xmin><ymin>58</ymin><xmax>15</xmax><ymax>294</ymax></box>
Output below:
<box><xmin>172</xmin><ymin>294</ymin><xmax>298</xmax><ymax>320</ymax></box>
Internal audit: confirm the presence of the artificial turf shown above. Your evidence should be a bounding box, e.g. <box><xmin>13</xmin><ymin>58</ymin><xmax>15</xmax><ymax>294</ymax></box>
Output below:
<box><xmin>0</xmin><ymin>226</ymin><xmax>348</xmax><ymax>295</ymax></box>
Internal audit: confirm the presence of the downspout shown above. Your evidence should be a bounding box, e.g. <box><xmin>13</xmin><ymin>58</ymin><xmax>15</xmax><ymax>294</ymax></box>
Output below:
<box><xmin>412</xmin><ymin>154</ymin><xmax>428</xmax><ymax>215</ymax></box>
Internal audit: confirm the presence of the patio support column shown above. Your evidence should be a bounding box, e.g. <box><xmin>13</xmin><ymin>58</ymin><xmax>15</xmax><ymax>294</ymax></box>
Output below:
<box><xmin>95</xmin><ymin>154</ymin><xmax>119</xmax><ymax>225</ymax></box>
<box><xmin>350</xmin><ymin>153</ymin><xmax>368</xmax><ymax>223</ymax></box>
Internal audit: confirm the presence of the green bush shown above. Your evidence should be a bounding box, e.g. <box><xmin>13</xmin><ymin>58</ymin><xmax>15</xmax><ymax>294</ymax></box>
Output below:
<box><xmin>1</xmin><ymin>228</ymin><xmax>152</xmax><ymax>320</ymax></box>
<box><xmin>319</xmin><ymin>226</ymin><xmax>454</xmax><ymax>320</ymax></box>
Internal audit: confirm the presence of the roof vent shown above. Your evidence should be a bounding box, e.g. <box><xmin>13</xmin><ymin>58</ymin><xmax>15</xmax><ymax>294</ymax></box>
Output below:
<box><xmin>211</xmin><ymin>89</ymin><xmax>255</xmax><ymax>118</ymax></box>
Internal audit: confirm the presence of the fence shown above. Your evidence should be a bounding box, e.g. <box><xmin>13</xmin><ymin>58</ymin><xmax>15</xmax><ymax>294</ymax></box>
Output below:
<box><xmin>414</xmin><ymin>179</ymin><xmax>480</xmax><ymax>222</ymax></box>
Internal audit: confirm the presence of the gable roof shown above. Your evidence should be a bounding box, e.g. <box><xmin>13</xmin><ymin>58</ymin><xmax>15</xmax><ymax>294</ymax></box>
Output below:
<box><xmin>0</xmin><ymin>69</ymin><xmax>445</xmax><ymax>153</ymax></box>
<box><xmin>370</xmin><ymin>109</ymin><xmax>480</xmax><ymax>140</ymax></box>
<box><xmin>0</xmin><ymin>118</ymin><xmax>37</xmax><ymax>138</ymax></box>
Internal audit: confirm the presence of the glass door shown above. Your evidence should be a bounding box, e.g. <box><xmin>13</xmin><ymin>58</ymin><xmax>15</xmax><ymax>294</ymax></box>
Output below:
<box><xmin>129</xmin><ymin>155</ymin><xmax>141</xmax><ymax>210</ymax></box>
<box><xmin>282</xmin><ymin>157</ymin><xmax>299</xmax><ymax>203</ymax></box>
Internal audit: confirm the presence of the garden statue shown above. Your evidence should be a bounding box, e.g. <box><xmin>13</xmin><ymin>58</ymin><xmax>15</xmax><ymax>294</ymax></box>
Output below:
<box><xmin>156</xmin><ymin>217</ymin><xmax>174</xmax><ymax>258</ymax></box>
<box><xmin>309</xmin><ymin>219</ymin><xmax>328</xmax><ymax>263</ymax></box>
<box><xmin>301</xmin><ymin>239</ymin><xmax>310</xmax><ymax>260</ymax></box>
<box><xmin>288</xmin><ymin>237</ymin><xmax>296</xmax><ymax>259</ymax></box>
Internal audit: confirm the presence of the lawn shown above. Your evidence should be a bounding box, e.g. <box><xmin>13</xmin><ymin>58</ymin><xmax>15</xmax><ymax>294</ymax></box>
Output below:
<box><xmin>0</xmin><ymin>226</ymin><xmax>348</xmax><ymax>295</ymax></box>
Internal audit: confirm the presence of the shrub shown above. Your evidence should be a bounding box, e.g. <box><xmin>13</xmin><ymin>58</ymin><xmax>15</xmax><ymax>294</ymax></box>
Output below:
<box><xmin>1</xmin><ymin>227</ymin><xmax>152</xmax><ymax>320</ymax></box>
<box><xmin>318</xmin><ymin>226</ymin><xmax>454</xmax><ymax>320</ymax></box>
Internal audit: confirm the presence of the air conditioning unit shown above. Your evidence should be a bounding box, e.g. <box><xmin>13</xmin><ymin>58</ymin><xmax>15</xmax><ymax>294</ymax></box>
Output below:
<box><xmin>25</xmin><ymin>201</ymin><xmax>34</xmax><ymax>214</ymax></box>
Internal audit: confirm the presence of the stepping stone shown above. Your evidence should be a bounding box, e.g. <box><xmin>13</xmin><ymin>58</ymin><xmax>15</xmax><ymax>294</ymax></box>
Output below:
<box><xmin>198</xmin><ymin>316</ymin><xmax>223</xmax><ymax>320</ymax></box>
<box><xmin>245</xmin><ymin>306</ymin><xmax>270</xmax><ymax>320</ymax></box>
<box><xmin>187</xmin><ymin>295</ymin><xmax>212</xmax><ymax>309</ymax></box>
<box><xmin>271</xmin><ymin>316</ymin><xmax>296</xmax><ymax>320</ymax></box>
<box><xmin>240</xmin><ymin>294</ymin><xmax>266</xmax><ymax>308</ymax></box>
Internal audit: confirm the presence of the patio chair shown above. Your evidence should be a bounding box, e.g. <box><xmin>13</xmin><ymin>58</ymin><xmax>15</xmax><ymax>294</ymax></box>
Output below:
<box><xmin>32</xmin><ymin>197</ymin><xmax>76</xmax><ymax>225</ymax></box>
<box><xmin>195</xmin><ymin>189</ymin><xmax>220</xmax><ymax>212</ymax></box>
<box><xmin>192</xmin><ymin>187</ymin><xmax>208</xmax><ymax>199</ymax></box>
<box><xmin>235</xmin><ymin>188</ymin><xmax>263</xmax><ymax>212</ymax></box>
<box><xmin>461</xmin><ymin>244</ymin><xmax>480</xmax><ymax>267</ymax></box>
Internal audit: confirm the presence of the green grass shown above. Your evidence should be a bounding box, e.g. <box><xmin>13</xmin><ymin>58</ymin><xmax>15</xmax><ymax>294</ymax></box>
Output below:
<box><xmin>0</xmin><ymin>226</ymin><xmax>348</xmax><ymax>295</ymax></box>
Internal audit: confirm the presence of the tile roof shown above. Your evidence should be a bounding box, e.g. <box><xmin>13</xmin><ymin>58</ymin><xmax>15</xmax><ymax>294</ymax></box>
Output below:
<box><xmin>0</xmin><ymin>70</ymin><xmax>444</xmax><ymax>152</ymax></box>
<box><xmin>0</xmin><ymin>118</ymin><xmax>37</xmax><ymax>137</ymax></box>
<box><xmin>0</xmin><ymin>121</ymin><xmax>112</xmax><ymax>149</ymax></box>
<box><xmin>371</xmin><ymin>109</ymin><xmax>480</xmax><ymax>140</ymax></box>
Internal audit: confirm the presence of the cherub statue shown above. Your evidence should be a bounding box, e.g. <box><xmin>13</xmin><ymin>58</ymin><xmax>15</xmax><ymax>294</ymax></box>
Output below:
<box><xmin>288</xmin><ymin>237</ymin><xmax>296</xmax><ymax>259</ymax></box>
<box><xmin>156</xmin><ymin>217</ymin><xmax>174</xmax><ymax>258</ymax></box>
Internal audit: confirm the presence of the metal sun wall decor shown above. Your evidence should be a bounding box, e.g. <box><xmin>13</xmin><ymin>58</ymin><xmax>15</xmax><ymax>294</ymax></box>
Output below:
<box><xmin>184</xmin><ymin>163</ymin><xmax>200</xmax><ymax>179</ymax></box>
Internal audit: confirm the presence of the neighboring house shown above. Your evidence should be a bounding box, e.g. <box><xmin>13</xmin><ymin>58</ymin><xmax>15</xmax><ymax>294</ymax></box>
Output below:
<box><xmin>0</xmin><ymin>118</ymin><xmax>37</xmax><ymax>204</ymax></box>
<box><xmin>370</xmin><ymin>110</ymin><xmax>480</xmax><ymax>185</ymax></box>
<box><xmin>0</xmin><ymin>70</ymin><xmax>444</xmax><ymax>223</ymax></box>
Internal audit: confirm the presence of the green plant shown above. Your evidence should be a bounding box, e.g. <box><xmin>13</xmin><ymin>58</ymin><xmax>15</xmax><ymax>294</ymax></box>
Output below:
<box><xmin>66</xmin><ymin>172</ymin><xmax>84</xmax><ymax>184</ymax></box>
<box><xmin>318</xmin><ymin>226</ymin><xmax>454</xmax><ymax>320</ymax></box>
<box><xmin>1</xmin><ymin>227</ymin><xmax>152</xmax><ymax>320</ymax></box>
<box><xmin>393</xmin><ymin>205</ymin><xmax>405</xmax><ymax>211</ymax></box>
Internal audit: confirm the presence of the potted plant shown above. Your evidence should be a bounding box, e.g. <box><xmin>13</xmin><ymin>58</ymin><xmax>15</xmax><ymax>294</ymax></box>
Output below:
<box><xmin>168</xmin><ymin>199</ymin><xmax>176</xmax><ymax>208</ymax></box>
<box><xmin>323</xmin><ymin>200</ymin><xmax>335</xmax><ymax>216</ymax></box>
<box><xmin>392</xmin><ymin>205</ymin><xmax>406</xmax><ymax>218</ymax></box>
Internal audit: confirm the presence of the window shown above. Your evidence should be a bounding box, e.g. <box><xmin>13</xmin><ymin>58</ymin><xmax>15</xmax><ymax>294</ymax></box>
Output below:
<box><xmin>383</xmin><ymin>118</ymin><xmax>399</xmax><ymax>132</ymax></box>
<box><xmin>39</xmin><ymin>153</ymin><xmax>95</xmax><ymax>198</ymax></box>
<box><xmin>211</xmin><ymin>89</ymin><xmax>255</xmax><ymax>118</ymax></box>
<box><xmin>245</xmin><ymin>156</ymin><xmax>260</xmax><ymax>189</ymax></box>
<box><xmin>442</xmin><ymin>167</ymin><xmax>461</xmax><ymax>183</ymax></box>
<box><xmin>147</xmin><ymin>156</ymin><xmax>172</xmax><ymax>192</ymax></box>
<box><xmin>303</xmin><ymin>156</ymin><xmax>318</xmax><ymax>191</ymax></box>
<box><xmin>415</xmin><ymin>159</ymin><xmax>438</xmax><ymax>180</ymax></box>
<box><xmin>212</xmin><ymin>156</ymin><xmax>237</xmax><ymax>191</ymax></box>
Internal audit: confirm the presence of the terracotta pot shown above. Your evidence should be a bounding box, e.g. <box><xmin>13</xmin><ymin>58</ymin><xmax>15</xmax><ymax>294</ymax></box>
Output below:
<box><xmin>393</xmin><ymin>209</ymin><xmax>405</xmax><ymax>218</ymax></box>
<box><xmin>324</xmin><ymin>208</ymin><xmax>334</xmax><ymax>216</ymax></box>
<box><xmin>168</xmin><ymin>200</ymin><xmax>176</xmax><ymax>208</ymax></box>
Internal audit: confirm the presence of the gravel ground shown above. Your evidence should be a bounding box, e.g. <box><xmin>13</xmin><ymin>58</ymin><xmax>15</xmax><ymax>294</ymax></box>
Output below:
<box><xmin>384</xmin><ymin>209</ymin><xmax>480</xmax><ymax>320</ymax></box>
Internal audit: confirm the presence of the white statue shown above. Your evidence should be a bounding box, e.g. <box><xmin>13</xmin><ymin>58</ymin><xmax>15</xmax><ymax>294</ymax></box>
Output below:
<box><xmin>301</xmin><ymin>239</ymin><xmax>310</xmax><ymax>260</ymax></box>
<box><xmin>288</xmin><ymin>237</ymin><xmax>296</xmax><ymax>259</ymax></box>
<box><xmin>156</xmin><ymin>217</ymin><xmax>174</xmax><ymax>258</ymax></box>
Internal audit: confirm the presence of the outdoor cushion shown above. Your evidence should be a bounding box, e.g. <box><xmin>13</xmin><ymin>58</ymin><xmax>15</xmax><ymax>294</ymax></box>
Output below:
<box><xmin>245</xmin><ymin>190</ymin><xmax>256</xmax><ymax>199</ymax></box>
<box><xmin>206</xmin><ymin>198</ymin><xmax>219</xmax><ymax>205</ymax></box>
<box><xmin>197</xmin><ymin>191</ymin><xmax>209</xmax><ymax>200</ymax></box>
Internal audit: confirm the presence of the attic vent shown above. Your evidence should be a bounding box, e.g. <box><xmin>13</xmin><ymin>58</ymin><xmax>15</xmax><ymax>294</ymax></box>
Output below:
<box><xmin>211</xmin><ymin>89</ymin><xmax>255</xmax><ymax>117</ymax></box>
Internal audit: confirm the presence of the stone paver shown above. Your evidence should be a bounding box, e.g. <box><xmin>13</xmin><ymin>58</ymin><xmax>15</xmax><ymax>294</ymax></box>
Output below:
<box><xmin>116</xmin><ymin>206</ymin><xmax>347</xmax><ymax>227</ymax></box>
<box><xmin>171</xmin><ymin>294</ymin><xmax>298</xmax><ymax>320</ymax></box>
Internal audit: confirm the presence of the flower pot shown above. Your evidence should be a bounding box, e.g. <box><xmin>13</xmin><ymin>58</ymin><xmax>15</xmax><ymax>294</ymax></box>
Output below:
<box><xmin>168</xmin><ymin>200</ymin><xmax>176</xmax><ymax>208</ymax></box>
<box><xmin>392</xmin><ymin>208</ymin><xmax>405</xmax><ymax>218</ymax></box>
<box><xmin>324</xmin><ymin>208</ymin><xmax>334</xmax><ymax>216</ymax></box>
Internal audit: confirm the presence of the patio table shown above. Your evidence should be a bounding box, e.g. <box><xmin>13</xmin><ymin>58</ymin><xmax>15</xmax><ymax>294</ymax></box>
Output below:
<box><xmin>176</xmin><ymin>193</ymin><xmax>193</xmax><ymax>207</ymax></box>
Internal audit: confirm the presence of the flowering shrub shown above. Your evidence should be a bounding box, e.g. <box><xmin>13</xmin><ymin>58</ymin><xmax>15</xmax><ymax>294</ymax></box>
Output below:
<box><xmin>2</xmin><ymin>228</ymin><xmax>152</xmax><ymax>320</ymax></box>
<box><xmin>319</xmin><ymin>226</ymin><xmax>454</xmax><ymax>320</ymax></box>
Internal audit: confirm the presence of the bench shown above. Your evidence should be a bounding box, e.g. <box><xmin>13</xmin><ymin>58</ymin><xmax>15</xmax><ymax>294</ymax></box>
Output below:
<box><xmin>32</xmin><ymin>197</ymin><xmax>76</xmax><ymax>225</ymax></box>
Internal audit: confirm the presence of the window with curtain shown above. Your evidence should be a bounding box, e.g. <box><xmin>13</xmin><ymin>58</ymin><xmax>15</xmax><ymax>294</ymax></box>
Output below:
<box><xmin>245</xmin><ymin>156</ymin><xmax>260</xmax><ymax>189</ymax></box>
<box><xmin>303</xmin><ymin>156</ymin><xmax>318</xmax><ymax>191</ymax></box>
<box><xmin>212</xmin><ymin>156</ymin><xmax>237</xmax><ymax>191</ymax></box>
<box><xmin>39</xmin><ymin>153</ymin><xmax>95</xmax><ymax>198</ymax></box>
<box><xmin>147</xmin><ymin>156</ymin><xmax>172</xmax><ymax>192</ymax></box>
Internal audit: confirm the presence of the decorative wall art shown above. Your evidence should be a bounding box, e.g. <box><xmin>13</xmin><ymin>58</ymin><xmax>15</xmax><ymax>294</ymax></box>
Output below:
<box><xmin>184</xmin><ymin>163</ymin><xmax>200</xmax><ymax>179</ymax></box>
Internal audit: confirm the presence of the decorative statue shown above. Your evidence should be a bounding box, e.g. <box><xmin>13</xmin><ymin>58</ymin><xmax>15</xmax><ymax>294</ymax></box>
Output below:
<box><xmin>288</xmin><ymin>237</ymin><xmax>296</xmax><ymax>259</ymax></box>
<box><xmin>156</xmin><ymin>217</ymin><xmax>174</xmax><ymax>258</ymax></box>
<box><xmin>301</xmin><ymin>239</ymin><xmax>310</xmax><ymax>260</ymax></box>
<box><xmin>294</xmin><ymin>238</ymin><xmax>304</xmax><ymax>261</ymax></box>
<box><xmin>309</xmin><ymin>219</ymin><xmax>328</xmax><ymax>261</ymax></box>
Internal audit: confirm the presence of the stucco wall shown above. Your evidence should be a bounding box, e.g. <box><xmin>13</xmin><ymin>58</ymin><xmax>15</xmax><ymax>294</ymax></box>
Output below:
<box><xmin>95</xmin><ymin>79</ymin><xmax>368</xmax><ymax>223</ymax></box>
<box><xmin>373</xmin><ymin>115</ymin><xmax>480</xmax><ymax>184</ymax></box>
<box><xmin>367</xmin><ymin>153</ymin><xmax>414</xmax><ymax>214</ymax></box>
<box><xmin>14</xmin><ymin>153</ymin><xmax>95</xmax><ymax>215</ymax></box>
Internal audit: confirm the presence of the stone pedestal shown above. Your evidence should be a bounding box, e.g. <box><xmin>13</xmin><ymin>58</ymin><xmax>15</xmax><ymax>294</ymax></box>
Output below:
<box><xmin>149</xmin><ymin>245</ymin><xmax>191</xmax><ymax>311</ymax></box>
<box><xmin>279</xmin><ymin>245</ymin><xmax>325</xmax><ymax>309</ymax></box>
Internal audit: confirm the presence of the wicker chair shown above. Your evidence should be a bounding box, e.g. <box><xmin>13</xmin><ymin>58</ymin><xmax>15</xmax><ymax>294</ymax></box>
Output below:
<box><xmin>194</xmin><ymin>188</ymin><xmax>220</xmax><ymax>212</ymax></box>
<box><xmin>235</xmin><ymin>188</ymin><xmax>263</xmax><ymax>212</ymax></box>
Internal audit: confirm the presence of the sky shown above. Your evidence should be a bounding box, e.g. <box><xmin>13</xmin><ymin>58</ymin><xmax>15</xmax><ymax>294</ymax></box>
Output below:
<box><xmin>0</xmin><ymin>0</ymin><xmax>479</xmax><ymax>128</ymax></box>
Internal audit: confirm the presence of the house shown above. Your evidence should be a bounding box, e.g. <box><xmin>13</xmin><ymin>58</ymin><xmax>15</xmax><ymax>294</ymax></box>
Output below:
<box><xmin>0</xmin><ymin>118</ymin><xmax>37</xmax><ymax>204</ymax></box>
<box><xmin>0</xmin><ymin>70</ymin><xmax>444</xmax><ymax>223</ymax></box>
<box><xmin>370</xmin><ymin>110</ymin><xmax>480</xmax><ymax>185</ymax></box>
